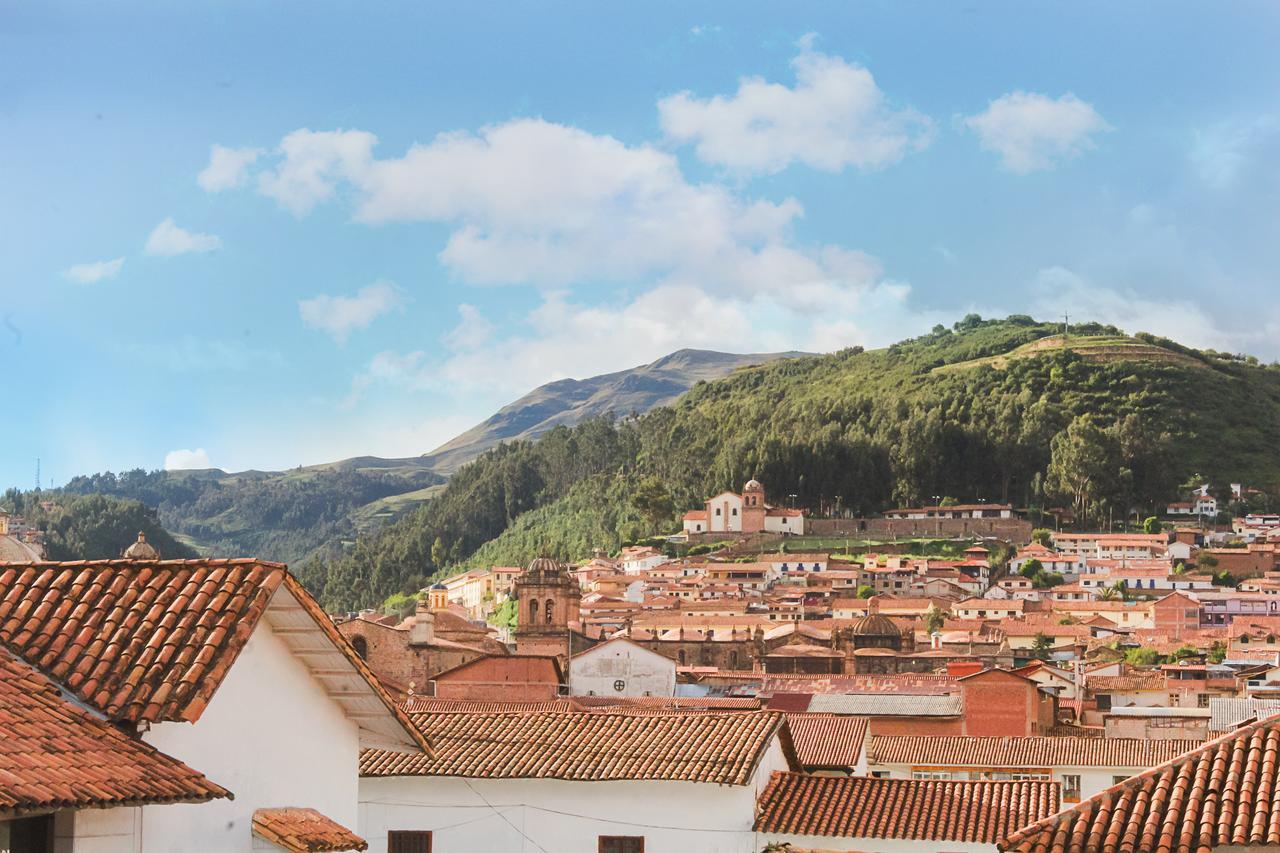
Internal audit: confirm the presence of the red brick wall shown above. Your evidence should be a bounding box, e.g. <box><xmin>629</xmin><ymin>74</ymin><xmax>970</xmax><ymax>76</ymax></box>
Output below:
<box><xmin>336</xmin><ymin>621</ymin><xmax>486</xmax><ymax>693</ymax></box>
<box><xmin>432</xmin><ymin>657</ymin><xmax>561</xmax><ymax>702</ymax></box>
<box><xmin>960</xmin><ymin>673</ymin><xmax>1040</xmax><ymax>736</ymax></box>
<box><xmin>868</xmin><ymin>716</ymin><xmax>965</xmax><ymax>736</ymax></box>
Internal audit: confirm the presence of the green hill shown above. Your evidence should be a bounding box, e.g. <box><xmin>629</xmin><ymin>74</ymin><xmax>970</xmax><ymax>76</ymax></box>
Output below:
<box><xmin>310</xmin><ymin>315</ymin><xmax>1280</xmax><ymax>610</ymax></box>
<box><xmin>57</xmin><ymin>458</ymin><xmax>444</xmax><ymax>564</ymax></box>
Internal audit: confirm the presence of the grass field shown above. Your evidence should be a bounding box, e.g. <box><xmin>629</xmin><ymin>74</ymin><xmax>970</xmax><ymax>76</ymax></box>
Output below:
<box><xmin>933</xmin><ymin>333</ymin><xmax>1208</xmax><ymax>374</ymax></box>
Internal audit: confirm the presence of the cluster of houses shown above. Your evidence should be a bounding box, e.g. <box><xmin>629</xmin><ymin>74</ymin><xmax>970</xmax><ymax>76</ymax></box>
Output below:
<box><xmin>9</xmin><ymin>477</ymin><xmax>1280</xmax><ymax>852</ymax></box>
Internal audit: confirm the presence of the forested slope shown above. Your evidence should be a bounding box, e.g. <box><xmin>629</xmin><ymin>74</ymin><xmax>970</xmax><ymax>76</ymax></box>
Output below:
<box><xmin>309</xmin><ymin>316</ymin><xmax>1280</xmax><ymax>610</ymax></box>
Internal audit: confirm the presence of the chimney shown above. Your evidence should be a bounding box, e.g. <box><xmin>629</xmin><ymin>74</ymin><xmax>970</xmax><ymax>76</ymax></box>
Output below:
<box><xmin>409</xmin><ymin>600</ymin><xmax>435</xmax><ymax>647</ymax></box>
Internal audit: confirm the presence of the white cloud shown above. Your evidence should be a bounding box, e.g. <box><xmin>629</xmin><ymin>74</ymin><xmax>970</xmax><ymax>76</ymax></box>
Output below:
<box><xmin>257</xmin><ymin>128</ymin><xmax>377</xmax><ymax>215</ymax></box>
<box><xmin>1190</xmin><ymin>115</ymin><xmax>1279</xmax><ymax>190</ymax></box>
<box><xmin>298</xmin><ymin>280</ymin><xmax>404</xmax><ymax>344</ymax></box>
<box><xmin>64</xmin><ymin>257</ymin><xmax>124</xmax><ymax>284</ymax></box>
<box><xmin>965</xmin><ymin>92</ymin><xmax>1110</xmax><ymax>173</ymax></box>
<box><xmin>443</xmin><ymin>303</ymin><xmax>495</xmax><ymax>352</ymax></box>
<box><xmin>658</xmin><ymin>36</ymin><xmax>932</xmax><ymax>174</ymax></box>
<box><xmin>1030</xmin><ymin>266</ymin><xmax>1278</xmax><ymax>353</ymax></box>
<box><xmin>144</xmin><ymin>218</ymin><xmax>222</xmax><ymax>256</ymax></box>
<box><xmin>197</xmin><ymin>144</ymin><xmax>264</xmax><ymax>191</ymax></box>
<box><xmin>164</xmin><ymin>448</ymin><xmax>214</xmax><ymax>470</ymax></box>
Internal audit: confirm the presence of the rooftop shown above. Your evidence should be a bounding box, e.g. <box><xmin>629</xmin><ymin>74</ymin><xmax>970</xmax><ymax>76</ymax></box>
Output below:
<box><xmin>755</xmin><ymin>771</ymin><xmax>1058</xmax><ymax>843</ymax></box>
<box><xmin>251</xmin><ymin>808</ymin><xmax>367</xmax><ymax>853</ymax></box>
<box><xmin>869</xmin><ymin>735</ymin><xmax>1201</xmax><ymax>769</ymax></box>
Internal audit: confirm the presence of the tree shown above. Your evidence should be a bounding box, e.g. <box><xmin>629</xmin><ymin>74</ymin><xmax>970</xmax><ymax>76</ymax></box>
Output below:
<box><xmin>431</xmin><ymin>536</ymin><xmax>447</xmax><ymax>569</ymax></box>
<box><xmin>939</xmin><ymin>496</ymin><xmax>959</xmax><ymax>507</ymax></box>
<box><xmin>1030</xmin><ymin>632</ymin><xmax>1053</xmax><ymax>661</ymax></box>
<box><xmin>1125</xmin><ymin>646</ymin><xmax>1164</xmax><ymax>666</ymax></box>
<box><xmin>1020</xmin><ymin>558</ymin><xmax>1044</xmax><ymax>579</ymax></box>
<box><xmin>856</xmin><ymin>585</ymin><xmax>875</xmax><ymax>599</ymax></box>
<box><xmin>631</xmin><ymin>476</ymin><xmax>675</xmax><ymax>531</ymax></box>
<box><xmin>1047</xmin><ymin>415</ymin><xmax>1119</xmax><ymax>526</ymax></box>
<box><xmin>1143</xmin><ymin>516</ymin><xmax>1162</xmax><ymax>534</ymax></box>
<box><xmin>924</xmin><ymin>604</ymin><xmax>945</xmax><ymax>634</ymax></box>
<box><xmin>1097</xmin><ymin>582</ymin><xmax>1126</xmax><ymax>602</ymax></box>
<box><xmin>1208</xmin><ymin>641</ymin><xmax>1227</xmax><ymax>664</ymax></box>
<box><xmin>1031</xmin><ymin>528</ymin><xmax>1053</xmax><ymax>547</ymax></box>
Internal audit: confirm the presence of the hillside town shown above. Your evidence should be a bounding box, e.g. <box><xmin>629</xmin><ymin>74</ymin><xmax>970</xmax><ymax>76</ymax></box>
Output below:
<box><xmin>7</xmin><ymin>477</ymin><xmax>1280</xmax><ymax>852</ymax></box>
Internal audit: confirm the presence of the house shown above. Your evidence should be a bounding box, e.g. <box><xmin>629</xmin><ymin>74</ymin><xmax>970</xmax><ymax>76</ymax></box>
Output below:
<box><xmin>567</xmin><ymin>637</ymin><xmax>676</xmax><ymax>697</ymax></box>
<box><xmin>1009</xmin><ymin>543</ymin><xmax>1084</xmax><ymax>576</ymax></box>
<box><xmin>952</xmin><ymin>598</ymin><xmax>1025</xmax><ymax>620</ymax></box>
<box><xmin>867</xmin><ymin>735</ymin><xmax>1200</xmax><ymax>804</ymax></box>
<box><xmin>429</xmin><ymin>654</ymin><xmax>565</xmax><ymax>701</ymax></box>
<box><xmin>755</xmin><ymin>772</ymin><xmax>1058</xmax><ymax>852</ymax></box>
<box><xmin>764</xmin><ymin>552</ymin><xmax>830</xmax><ymax>573</ymax></box>
<box><xmin>999</xmin><ymin>715</ymin><xmax>1280</xmax><ymax>852</ymax></box>
<box><xmin>359</xmin><ymin>711</ymin><xmax>797</xmax><ymax>852</ymax></box>
<box><xmin>618</xmin><ymin>546</ymin><xmax>667</xmax><ymax>574</ymax></box>
<box><xmin>884</xmin><ymin>504</ymin><xmax>1015</xmax><ymax>520</ymax></box>
<box><xmin>440</xmin><ymin>565</ymin><xmax>521</xmax><ymax>618</ymax></box>
<box><xmin>681</xmin><ymin>478</ymin><xmax>805</xmax><ymax>535</ymax></box>
<box><xmin>1050</xmin><ymin>532</ymin><xmax>1168</xmax><ymax>559</ymax></box>
<box><xmin>0</xmin><ymin>556</ymin><xmax>427</xmax><ymax>852</ymax></box>
<box><xmin>783</xmin><ymin>713</ymin><xmax>870</xmax><ymax>775</ymax></box>
<box><xmin>1102</xmin><ymin>706</ymin><xmax>1211</xmax><ymax>740</ymax></box>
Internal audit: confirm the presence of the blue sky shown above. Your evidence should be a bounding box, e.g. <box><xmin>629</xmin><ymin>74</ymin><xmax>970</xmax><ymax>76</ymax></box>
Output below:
<box><xmin>3</xmin><ymin>1</ymin><xmax>1279</xmax><ymax>487</ymax></box>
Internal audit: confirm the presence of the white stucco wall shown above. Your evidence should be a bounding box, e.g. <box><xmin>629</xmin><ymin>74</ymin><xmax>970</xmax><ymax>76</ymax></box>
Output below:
<box><xmin>141</xmin><ymin>621</ymin><xmax>362</xmax><ymax>853</ymax></box>
<box><xmin>359</xmin><ymin>735</ymin><xmax>790</xmax><ymax>853</ymax></box>
<box><xmin>568</xmin><ymin>641</ymin><xmax>676</xmax><ymax>697</ymax></box>
<box><xmin>47</xmin><ymin>808</ymin><xmax>142</xmax><ymax>853</ymax></box>
<box><xmin>759</xmin><ymin>834</ymin><xmax>996</xmax><ymax>852</ymax></box>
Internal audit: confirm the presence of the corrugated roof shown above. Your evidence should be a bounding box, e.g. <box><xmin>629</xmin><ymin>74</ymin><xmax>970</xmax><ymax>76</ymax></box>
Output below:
<box><xmin>1208</xmin><ymin>697</ymin><xmax>1280</xmax><ymax>732</ymax></box>
<box><xmin>869</xmin><ymin>735</ymin><xmax>1200</xmax><ymax>769</ymax></box>
<box><xmin>361</xmin><ymin>711</ymin><xmax>792</xmax><ymax>785</ymax></box>
<box><xmin>756</xmin><ymin>771</ymin><xmax>1058</xmax><ymax>842</ymax></box>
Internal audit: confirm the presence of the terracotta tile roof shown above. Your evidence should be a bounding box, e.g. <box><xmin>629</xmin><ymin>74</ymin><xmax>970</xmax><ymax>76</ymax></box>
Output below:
<box><xmin>999</xmin><ymin>715</ymin><xmax>1280</xmax><ymax>852</ymax></box>
<box><xmin>361</xmin><ymin>711</ymin><xmax>793</xmax><ymax>785</ymax></box>
<box><xmin>785</xmin><ymin>713</ymin><xmax>868</xmax><ymax>769</ymax></box>
<box><xmin>0</xmin><ymin>646</ymin><xmax>229</xmax><ymax>816</ymax></box>
<box><xmin>755</xmin><ymin>771</ymin><xmax>1059</xmax><ymax>843</ymax></box>
<box><xmin>252</xmin><ymin>808</ymin><xmax>367</xmax><ymax>852</ymax></box>
<box><xmin>402</xmin><ymin>697</ymin><xmax>584</xmax><ymax>714</ymax></box>
<box><xmin>869</xmin><ymin>735</ymin><xmax>1202</xmax><ymax>769</ymax></box>
<box><xmin>0</xmin><ymin>559</ymin><xmax>286</xmax><ymax>723</ymax></box>
<box><xmin>0</xmin><ymin>560</ymin><xmax>431</xmax><ymax>754</ymax></box>
<box><xmin>1086</xmin><ymin>673</ymin><xmax>1168</xmax><ymax>692</ymax></box>
<box><xmin>574</xmin><ymin>695</ymin><xmax>762</xmax><ymax>710</ymax></box>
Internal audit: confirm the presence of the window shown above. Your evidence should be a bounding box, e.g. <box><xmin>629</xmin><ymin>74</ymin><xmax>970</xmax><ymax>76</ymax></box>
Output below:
<box><xmin>912</xmin><ymin>770</ymin><xmax>953</xmax><ymax>780</ymax></box>
<box><xmin>715</xmin><ymin>508</ymin><xmax>721</xmax><ymax>516</ymax></box>
<box><xmin>350</xmin><ymin>635</ymin><xmax>368</xmax><ymax>660</ymax></box>
<box><xmin>1095</xmin><ymin>694</ymin><xmax>1111</xmax><ymax>711</ymax></box>
<box><xmin>389</xmin><ymin>831</ymin><xmax>432</xmax><ymax>853</ymax></box>
<box><xmin>731</xmin><ymin>508</ymin><xmax>738</xmax><ymax>516</ymax></box>
<box><xmin>1</xmin><ymin>815</ymin><xmax>52</xmax><ymax>853</ymax></box>
<box><xmin>599</xmin><ymin>836</ymin><xmax>644</xmax><ymax>853</ymax></box>
<box><xmin>545</xmin><ymin>599</ymin><xmax>555</xmax><ymax>624</ymax></box>
<box><xmin>528</xmin><ymin>598</ymin><xmax>539</xmax><ymax>624</ymax></box>
<box><xmin>1062</xmin><ymin>774</ymin><xmax>1081</xmax><ymax>802</ymax></box>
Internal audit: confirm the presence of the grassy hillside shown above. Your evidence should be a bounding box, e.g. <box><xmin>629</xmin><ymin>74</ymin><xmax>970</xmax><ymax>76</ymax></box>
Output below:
<box><xmin>58</xmin><ymin>457</ymin><xmax>444</xmax><ymax>564</ymax></box>
<box><xmin>311</xmin><ymin>316</ymin><xmax>1280</xmax><ymax>610</ymax></box>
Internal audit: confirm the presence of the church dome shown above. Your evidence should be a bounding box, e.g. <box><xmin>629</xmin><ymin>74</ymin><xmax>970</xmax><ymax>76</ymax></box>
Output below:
<box><xmin>849</xmin><ymin>612</ymin><xmax>900</xmax><ymax>638</ymax></box>
<box><xmin>744</xmin><ymin>478</ymin><xmax>763</xmax><ymax>492</ymax></box>
<box><xmin>525</xmin><ymin>555</ymin><xmax>564</xmax><ymax>578</ymax></box>
<box><xmin>123</xmin><ymin>531</ymin><xmax>160</xmax><ymax>560</ymax></box>
<box><xmin>430</xmin><ymin>582</ymin><xmax>447</xmax><ymax>591</ymax></box>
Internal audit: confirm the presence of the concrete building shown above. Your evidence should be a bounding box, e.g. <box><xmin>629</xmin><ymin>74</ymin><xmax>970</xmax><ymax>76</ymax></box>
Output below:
<box><xmin>567</xmin><ymin>637</ymin><xmax>676</xmax><ymax>697</ymax></box>
<box><xmin>682</xmin><ymin>479</ymin><xmax>805</xmax><ymax>535</ymax></box>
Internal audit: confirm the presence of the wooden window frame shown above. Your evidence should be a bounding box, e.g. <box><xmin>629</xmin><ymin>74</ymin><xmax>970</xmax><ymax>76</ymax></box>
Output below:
<box><xmin>599</xmin><ymin>836</ymin><xmax>644</xmax><ymax>853</ymax></box>
<box><xmin>388</xmin><ymin>829</ymin><xmax>432</xmax><ymax>853</ymax></box>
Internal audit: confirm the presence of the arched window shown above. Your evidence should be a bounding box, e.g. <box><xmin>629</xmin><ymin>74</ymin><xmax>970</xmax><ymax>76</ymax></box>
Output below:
<box><xmin>350</xmin><ymin>635</ymin><xmax>368</xmax><ymax>660</ymax></box>
<box><xmin>529</xmin><ymin>598</ymin><xmax>539</xmax><ymax>625</ymax></box>
<box><xmin>545</xmin><ymin>599</ymin><xmax>555</xmax><ymax>624</ymax></box>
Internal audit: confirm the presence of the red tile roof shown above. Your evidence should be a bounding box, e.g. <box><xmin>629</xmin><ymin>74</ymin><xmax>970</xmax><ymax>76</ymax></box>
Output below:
<box><xmin>869</xmin><ymin>735</ymin><xmax>1202</xmax><ymax>769</ymax></box>
<box><xmin>785</xmin><ymin>713</ymin><xmax>868</xmax><ymax>769</ymax></box>
<box><xmin>1086</xmin><ymin>673</ymin><xmax>1168</xmax><ymax>692</ymax></box>
<box><xmin>1000</xmin><ymin>715</ymin><xmax>1280</xmax><ymax>852</ymax></box>
<box><xmin>574</xmin><ymin>695</ymin><xmax>762</xmax><ymax>711</ymax></box>
<box><xmin>402</xmin><ymin>697</ymin><xmax>584</xmax><ymax>714</ymax></box>
<box><xmin>362</xmin><ymin>711</ymin><xmax>794</xmax><ymax>785</ymax></box>
<box><xmin>0</xmin><ymin>559</ymin><xmax>431</xmax><ymax>753</ymax></box>
<box><xmin>0</xmin><ymin>559</ymin><xmax>286</xmax><ymax>723</ymax></box>
<box><xmin>0</xmin><ymin>646</ymin><xmax>229</xmax><ymax>816</ymax></box>
<box><xmin>755</xmin><ymin>771</ymin><xmax>1059</xmax><ymax>843</ymax></box>
<box><xmin>252</xmin><ymin>808</ymin><xmax>367</xmax><ymax>852</ymax></box>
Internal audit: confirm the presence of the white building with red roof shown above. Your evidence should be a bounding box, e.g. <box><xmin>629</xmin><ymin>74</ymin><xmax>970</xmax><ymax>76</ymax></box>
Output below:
<box><xmin>682</xmin><ymin>478</ymin><xmax>805</xmax><ymax>535</ymax></box>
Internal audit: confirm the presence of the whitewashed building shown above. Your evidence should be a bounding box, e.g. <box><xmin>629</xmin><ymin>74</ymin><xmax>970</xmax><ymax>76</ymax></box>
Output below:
<box><xmin>567</xmin><ymin>637</ymin><xmax>676</xmax><ymax>697</ymax></box>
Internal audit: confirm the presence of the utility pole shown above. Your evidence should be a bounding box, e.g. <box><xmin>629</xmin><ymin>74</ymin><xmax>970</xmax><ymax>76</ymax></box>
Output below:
<box><xmin>34</xmin><ymin>458</ymin><xmax>40</xmax><ymax>492</ymax></box>
<box><xmin>1063</xmin><ymin>313</ymin><xmax>1070</xmax><ymax>349</ymax></box>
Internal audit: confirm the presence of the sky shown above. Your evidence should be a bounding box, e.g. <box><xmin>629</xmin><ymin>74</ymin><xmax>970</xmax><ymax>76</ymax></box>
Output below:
<box><xmin>2</xmin><ymin>1</ymin><xmax>1279</xmax><ymax>488</ymax></box>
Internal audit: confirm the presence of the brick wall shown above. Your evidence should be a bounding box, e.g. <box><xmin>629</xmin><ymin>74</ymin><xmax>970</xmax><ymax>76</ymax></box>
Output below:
<box><xmin>807</xmin><ymin>517</ymin><xmax>1033</xmax><ymax>543</ymax></box>
<box><xmin>959</xmin><ymin>671</ymin><xmax>1046</xmax><ymax>736</ymax></box>
<box><xmin>432</xmin><ymin>656</ymin><xmax>562</xmax><ymax>702</ymax></box>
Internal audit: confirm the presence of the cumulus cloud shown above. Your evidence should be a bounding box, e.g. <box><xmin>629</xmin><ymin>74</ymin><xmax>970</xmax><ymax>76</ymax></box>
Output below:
<box><xmin>164</xmin><ymin>448</ymin><xmax>214</xmax><ymax>470</ymax></box>
<box><xmin>257</xmin><ymin>129</ymin><xmax>377</xmax><ymax>215</ymax></box>
<box><xmin>144</xmin><ymin>218</ymin><xmax>222</xmax><ymax>256</ymax></box>
<box><xmin>443</xmin><ymin>304</ymin><xmax>495</xmax><ymax>352</ymax></box>
<box><xmin>197</xmin><ymin>144</ymin><xmax>264</xmax><ymax>191</ymax></box>
<box><xmin>658</xmin><ymin>36</ymin><xmax>933</xmax><ymax>174</ymax></box>
<box><xmin>298</xmin><ymin>280</ymin><xmax>404</xmax><ymax>343</ymax></box>
<box><xmin>1190</xmin><ymin>115</ymin><xmax>1279</xmax><ymax>190</ymax></box>
<box><xmin>64</xmin><ymin>257</ymin><xmax>124</xmax><ymax>284</ymax></box>
<box><xmin>965</xmin><ymin>92</ymin><xmax>1110</xmax><ymax>173</ymax></box>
